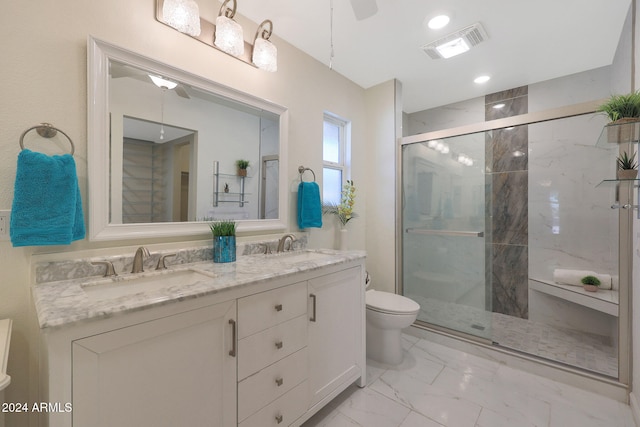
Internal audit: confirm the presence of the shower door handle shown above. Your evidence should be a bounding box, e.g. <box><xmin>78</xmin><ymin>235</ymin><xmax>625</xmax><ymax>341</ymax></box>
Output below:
<box><xmin>406</xmin><ymin>228</ymin><xmax>484</xmax><ymax>237</ymax></box>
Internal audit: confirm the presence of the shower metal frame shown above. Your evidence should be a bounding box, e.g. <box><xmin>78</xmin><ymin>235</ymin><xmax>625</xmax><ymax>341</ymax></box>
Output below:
<box><xmin>396</xmin><ymin>99</ymin><xmax>631</xmax><ymax>387</ymax></box>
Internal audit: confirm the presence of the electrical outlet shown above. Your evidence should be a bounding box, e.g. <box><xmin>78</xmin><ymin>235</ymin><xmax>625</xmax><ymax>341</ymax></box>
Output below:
<box><xmin>0</xmin><ymin>210</ymin><xmax>10</xmax><ymax>241</ymax></box>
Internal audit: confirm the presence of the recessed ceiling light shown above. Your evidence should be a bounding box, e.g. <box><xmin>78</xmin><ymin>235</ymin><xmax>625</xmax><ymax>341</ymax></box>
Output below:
<box><xmin>493</xmin><ymin>103</ymin><xmax>505</xmax><ymax>109</ymax></box>
<box><xmin>427</xmin><ymin>15</ymin><xmax>450</xmax><ymax>30</ymax></box>
<box><xmin>474</xmin><ymin>75</ymin><xmax>490</xmax><ymax>84</ymax></box>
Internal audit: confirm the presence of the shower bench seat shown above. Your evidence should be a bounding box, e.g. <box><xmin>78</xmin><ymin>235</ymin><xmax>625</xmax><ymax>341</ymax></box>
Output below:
<box><xmin>529</xmin><ymin>278</ymin><xmax>618</xmax><ymax>317</ymax></box>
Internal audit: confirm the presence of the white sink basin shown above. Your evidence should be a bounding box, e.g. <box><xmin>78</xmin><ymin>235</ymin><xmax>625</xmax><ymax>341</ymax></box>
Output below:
<box><xmin>272</xmin><ymin>251</ymin><xmax>333</xmax><ymax>264</ymax></box>
<box><xmin>81</xmin><ymin>269</ymin><xmax>214</xmax><ymax>300</ymax></box>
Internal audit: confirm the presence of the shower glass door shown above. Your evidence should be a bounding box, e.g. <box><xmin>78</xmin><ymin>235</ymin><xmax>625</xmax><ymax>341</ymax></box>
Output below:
<box><xmin>401</xmin><ymin>133</ymin><xmax>491</xmax><ymax>340</ymax></box>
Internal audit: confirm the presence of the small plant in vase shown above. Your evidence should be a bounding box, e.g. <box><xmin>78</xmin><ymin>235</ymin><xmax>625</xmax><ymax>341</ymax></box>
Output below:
<box><xmin>616</xmin><ymin>151</ymin><xmax>638</xmax><ymax>180</ymax></box>
<box><xmin>323</xmin><ymin>180</ymin><xmax>357</xmax><ymax>251</ymax></box>
<box><xmin>209</xmin><ymin>220</ymin><xmax>237</xmax><ymax>263</ymax></box>
<box><xmin>236</xmin><ymin>159</ymin><xmax>250</xmax><ymax>177</ymax></box>
<box><xmin>580</xmin><ymin>275</ymin><xmax>601</xmax><ymax>293</ymax></box>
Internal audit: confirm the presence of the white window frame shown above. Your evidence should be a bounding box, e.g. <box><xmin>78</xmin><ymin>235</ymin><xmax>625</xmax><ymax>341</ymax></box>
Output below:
<box><xmin>322</xmin><ymin>112</ymin><xmax>351</xmax><ymax>205</ymax></box>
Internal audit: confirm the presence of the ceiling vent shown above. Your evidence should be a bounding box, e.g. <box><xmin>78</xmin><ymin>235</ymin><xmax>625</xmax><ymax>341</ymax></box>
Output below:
<box><xmin>421</xmin><ymin>22</ymin><xmax>489</xmax><ymax>59</ymax></box>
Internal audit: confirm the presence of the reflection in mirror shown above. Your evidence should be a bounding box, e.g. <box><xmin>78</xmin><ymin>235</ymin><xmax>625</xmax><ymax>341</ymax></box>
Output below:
<box><xmin>110</xmin><ymin>60</ymin><xmax>280</xmax><ymax>224</ymax></box>
<box><xmin>88</xmin><ymin>37</ymin><xmax>289</xmax><ymax>240</ymax></box>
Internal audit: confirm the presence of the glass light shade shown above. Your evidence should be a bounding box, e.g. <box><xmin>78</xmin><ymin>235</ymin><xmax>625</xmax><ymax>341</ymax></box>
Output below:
<box><xmin>253</xmin><ymin>38</ymin><xmax>277</xmax><ymax>72</ymax></box>
<box><xmin>215</xmin><ymin>15</ymin><xmax>244</xmax><ymax>57</ymax></box>
<box><xmin>163</xmin><ymin>0</ymin><xmax>201</xmax><ymax>37</ymax></box>
<box><xmin>148</xmin><ymin>75</ymin><xmax>178</xmax><ymax>90</ymax></box>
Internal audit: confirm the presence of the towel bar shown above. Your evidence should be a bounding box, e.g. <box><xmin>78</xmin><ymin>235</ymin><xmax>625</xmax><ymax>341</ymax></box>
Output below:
<box><xmin>298</xmin><ymin>165</ymin><xmax>316</xmax><ymax>182</ymax></box>
<box><xmin>19</xmin><ymin>123</ymin><xmax>75</xmax><ymax>155</ymax></box>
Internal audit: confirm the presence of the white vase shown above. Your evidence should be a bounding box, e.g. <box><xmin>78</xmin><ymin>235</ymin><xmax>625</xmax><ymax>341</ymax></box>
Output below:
<box><xmin>339</xmin><ymin>227</ymin><xmax>348</xmax><ymax>251</ymax></box>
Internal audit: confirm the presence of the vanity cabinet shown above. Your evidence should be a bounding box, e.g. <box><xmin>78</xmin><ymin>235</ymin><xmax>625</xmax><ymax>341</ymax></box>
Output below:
<box><xmin>71</xmin><ymin>300</ymin><xmax>237</xmax><ymax>427</ymax></box>
<box><xmin>37</xmin><ymin>256</ymin><xmax>365</xmax><ymax>427</ymax></box>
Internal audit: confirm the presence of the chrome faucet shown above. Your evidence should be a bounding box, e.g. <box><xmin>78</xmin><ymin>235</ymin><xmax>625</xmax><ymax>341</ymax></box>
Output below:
<box><xmin>131</xmin><ymin>247</ymin><xmax>150</xmax><ymax>273</ymax></box>
<box><xmin>277</xmin><ymin>234</ymin><xmax>296</xmax><ymax>253</ymax></box>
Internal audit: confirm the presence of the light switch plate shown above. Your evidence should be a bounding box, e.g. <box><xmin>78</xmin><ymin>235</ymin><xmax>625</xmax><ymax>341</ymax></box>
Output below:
<box><xmin>0</xmin><ymin>210</ymin><xmax>10</xmax><ymax>241</ymax></box>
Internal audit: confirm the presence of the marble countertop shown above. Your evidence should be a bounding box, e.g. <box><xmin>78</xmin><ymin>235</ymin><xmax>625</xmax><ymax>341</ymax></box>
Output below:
<box><xmin>32</xmin><ymin>249</ymin><xmax>366</xmax><ymax>331</ymax></box>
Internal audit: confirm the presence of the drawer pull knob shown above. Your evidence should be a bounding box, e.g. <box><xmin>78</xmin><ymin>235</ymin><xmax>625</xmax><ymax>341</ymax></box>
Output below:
<box><xmin>275</xmin><ymin>414</ymin><xmax>283</xmax><ymax>424</ymax></box>
<box><xmin>275</xmin><ymin>304</ymin><xmax>283</xmax><ymax>312</ymax></box>
<box><xmin>275</xmin><ymin>377</ymin><xmax>284</xmax><ymax>386</ymax></box>
<box><xmin>275</xmin><ymin>341</ymin><xmax>283</xmax><ymax>349</ymax></box>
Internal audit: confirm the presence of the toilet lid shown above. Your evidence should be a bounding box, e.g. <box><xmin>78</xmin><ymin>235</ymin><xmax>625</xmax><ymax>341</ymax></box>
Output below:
<box><xmin>366</xmin><ymin>290</ymin><xmax>420</xmax><ymax>314</ymax></box>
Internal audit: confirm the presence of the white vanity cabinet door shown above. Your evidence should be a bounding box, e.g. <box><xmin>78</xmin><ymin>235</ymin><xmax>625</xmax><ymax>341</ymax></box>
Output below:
<box><xmin>71</xmin><ymin>300</ymin><xmax>237</xmax><ymax>427</ymax></box>
<box><xmin>307</xmin><ymin>266</ymin><xmax>364</xmax><ymax>408</ymax></box>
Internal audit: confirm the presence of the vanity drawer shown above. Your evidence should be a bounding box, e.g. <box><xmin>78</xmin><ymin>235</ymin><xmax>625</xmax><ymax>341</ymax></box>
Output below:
<box><xmin>238</xmin><ymin>314</ymin><xmax>308</xmax><ymax>380</ymax></box>
<box><xmin>238</xmin><ymin>347</ymin><xmax>308</xmax><ymax>422</ymax></box>
<box><xmin>239</xmin><ymin>380</ymin><xmax>308</xmax><ymax>427</ymax></box>
<box><xmin>238</xmin><ymin>282</ymin><xmax>307</xmax><ymax>339</ymax></box>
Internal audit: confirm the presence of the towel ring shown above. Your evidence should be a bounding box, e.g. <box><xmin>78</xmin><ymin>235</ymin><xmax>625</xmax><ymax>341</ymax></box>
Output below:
<box><xmin>298</xmin><ymin>166</ymin><xmax>316</xmax><ymax>182</ymax></box>
<box><xmin>19</xmin><ymin>123</ymin><xmax>75</xmax><ymax>156</ymax></box>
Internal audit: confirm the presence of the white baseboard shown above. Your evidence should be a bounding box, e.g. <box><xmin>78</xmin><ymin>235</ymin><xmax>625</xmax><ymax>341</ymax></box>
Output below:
<box><xmin>631</xmin><ymin>392</ymin><xmax>640</xmax><ymax>427</ymax></box>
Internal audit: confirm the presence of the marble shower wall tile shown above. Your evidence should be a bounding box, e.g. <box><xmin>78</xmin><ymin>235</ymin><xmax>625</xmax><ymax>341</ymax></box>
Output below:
<box><xmin>485</xmin><ymin>86</ymin><xmax>528</xmax><ymax>120</ymax></box>
<box><xmin>485</xmin><ymin>88</ymin><xmax>529</xmax><ymax>319</ymax></box>
<box><xmin>527</xmin><ymin>113</ymin><xmax>617</xmax><ymax>282</ymax></box>
<box><xmin>491</xmin><ymin>171</ymin><xmax>528</xmax><ymax>246</ymax></box>
<box><xmin>491</xmin><ymin>243</ymin><xmax>529</xmax><ymax>318</ymax></box>
<box><xmin>490</xmin><ymin>126</ymin><xmax>528</xmax><ymax>172</ymax></box>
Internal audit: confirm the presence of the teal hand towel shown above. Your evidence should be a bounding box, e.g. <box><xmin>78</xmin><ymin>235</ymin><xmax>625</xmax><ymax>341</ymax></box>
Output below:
<box><xmin>297</xmin><ymin>181</ymin><xmax>322</xmax><ymax>229</ymax></box>
<box><xmin>10</xmin><ymin>149</ymin><xmax>85</xmax><ymax>247</ymax></box>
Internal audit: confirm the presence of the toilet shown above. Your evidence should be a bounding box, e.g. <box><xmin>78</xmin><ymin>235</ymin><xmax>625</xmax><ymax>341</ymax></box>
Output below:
<box><xmin>366</xmin><ymin>284</ymin><xmax>420</xmax><ymax>365</ymax></box>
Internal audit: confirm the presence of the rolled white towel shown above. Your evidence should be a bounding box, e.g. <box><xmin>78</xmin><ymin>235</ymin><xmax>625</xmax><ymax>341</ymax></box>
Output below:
<box><xmin>553</xmin><ymin>269</ymin><xmax>612</xmax><ymax>290</ymax></box>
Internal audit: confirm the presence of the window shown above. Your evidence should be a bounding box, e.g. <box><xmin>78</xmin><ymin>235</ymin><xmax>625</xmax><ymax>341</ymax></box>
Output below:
<box><xmin>323</xmin><ymin>113</ymin><xmax>350</xmax><ymax>205</ymax></box>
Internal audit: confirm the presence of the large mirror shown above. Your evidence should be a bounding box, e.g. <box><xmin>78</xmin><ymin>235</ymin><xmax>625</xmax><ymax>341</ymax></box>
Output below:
<box><xmin>88</xmin><ymin>37</ymin><xmax>289</xmax><ymax>241</ymax></box>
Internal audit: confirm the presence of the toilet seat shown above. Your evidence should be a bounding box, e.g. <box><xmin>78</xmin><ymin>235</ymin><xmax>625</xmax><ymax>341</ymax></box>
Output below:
<box><xmin>366</xmin><ymin>290</ymin><xmax>420</xmax><ymax>315</ymax></box>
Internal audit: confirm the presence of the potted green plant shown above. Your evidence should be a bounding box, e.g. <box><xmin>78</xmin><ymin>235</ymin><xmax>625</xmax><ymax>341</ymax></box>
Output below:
<box><xmin>597</xmin><ymin>91</ymin><xmax>640</xmax><ymax>142</ymax></box>
<box><xmin>580</xmin><ymin>275</ymin><xmax>601</xmax><ymax>293</ymax></box>
<box><xmin>616</xmin><ymin>151</ymin><xmax>638</xmax><ymax>180</ymax></box>
<box><xmin>236</xmin><ymin>159</ymin><xmax>250</xmax><ymax>177</ymax></box>
<box><xmin>209</xmin><ymin>220</ymin><xmax>237</xmax><ymax>263</ymax></box>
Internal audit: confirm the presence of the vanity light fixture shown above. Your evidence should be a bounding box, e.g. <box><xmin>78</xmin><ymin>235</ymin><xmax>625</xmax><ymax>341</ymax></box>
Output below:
<box><xmin>252</xmin><ymin>20</ymin><xmax>277</xmax><ymax>72</ymax></box>
<box><xmin>162</xmin><ymin>0</ymin><xmax>201</xmax><ymax>36</ymax></box>
<box><xmin>156</xmin><ymin>0</ymin><xmax>278</xmax><ymax>71</ymax></box>
<box><xmin>214</xmin><ymin>0</ymin><xmax>244</xmax><ymax>57</ymax></box>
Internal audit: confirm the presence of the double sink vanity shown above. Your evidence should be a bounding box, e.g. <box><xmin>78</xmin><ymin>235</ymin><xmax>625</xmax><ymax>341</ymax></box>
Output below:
<box><xmin>32</xmin><ymin>245</ymin><xmax>366</xmax><ymax>427</ymax></box>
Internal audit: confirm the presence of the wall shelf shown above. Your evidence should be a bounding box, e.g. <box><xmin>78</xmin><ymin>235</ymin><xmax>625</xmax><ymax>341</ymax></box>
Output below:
<box><xmin>596</xmin><ymin>120</ymin><xmax>640</xmax><ymax>147</ymax></box>
<box><xmin>212</xmin><ymin>161</ymin><xmax>251</xmax><ymax>207</ymax></box>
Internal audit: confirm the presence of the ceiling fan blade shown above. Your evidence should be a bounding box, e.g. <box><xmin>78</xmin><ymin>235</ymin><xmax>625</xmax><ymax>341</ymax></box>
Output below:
<box><xmin>350</xmin><ymin>0</ymin><xmax>378</xmax><ymax>20</ymax></box>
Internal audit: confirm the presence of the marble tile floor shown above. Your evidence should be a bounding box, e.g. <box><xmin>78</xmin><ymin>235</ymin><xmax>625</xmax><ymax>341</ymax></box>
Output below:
<box><xmin>408</xmin><ymin>294</ymin><xmax>617</xmax><ymax>377</ymax></box>
<box><xmin>301</xmin><ymin>334</ymin><xmax>635</xmax><ymax>427</ymax></box>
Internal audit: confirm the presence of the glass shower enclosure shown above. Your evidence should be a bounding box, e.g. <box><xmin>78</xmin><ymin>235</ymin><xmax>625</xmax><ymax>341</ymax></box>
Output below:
<box><xmin>400</xmin><ymin>111</ymin><xmax>625</xmax><ymax>380</ymax></box>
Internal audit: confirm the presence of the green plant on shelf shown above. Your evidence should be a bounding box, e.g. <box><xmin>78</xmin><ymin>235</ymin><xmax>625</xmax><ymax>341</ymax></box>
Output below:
<box><xmin>616</xmin><ymin>151</ymin><xmax>637</xmax><ymax>170</ymax></box>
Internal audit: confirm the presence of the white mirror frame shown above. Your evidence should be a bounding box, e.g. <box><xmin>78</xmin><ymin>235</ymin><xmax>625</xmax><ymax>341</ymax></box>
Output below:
<box><xmin>87</xmin><ymin>36</ymin><xmax>289</xmax><ymax>241</ymax></box>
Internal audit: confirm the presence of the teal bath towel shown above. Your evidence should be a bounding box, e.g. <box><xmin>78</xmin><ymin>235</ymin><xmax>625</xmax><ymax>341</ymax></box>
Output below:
<box><xmin>297</xmin><ymin>181</ymin><xmax>322</xmax><ymax>229</ymax></box>
<box><xmin>10</xmin><ymin>149</ymin><xmax>85</xmax><ymax>246</ymax></box>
